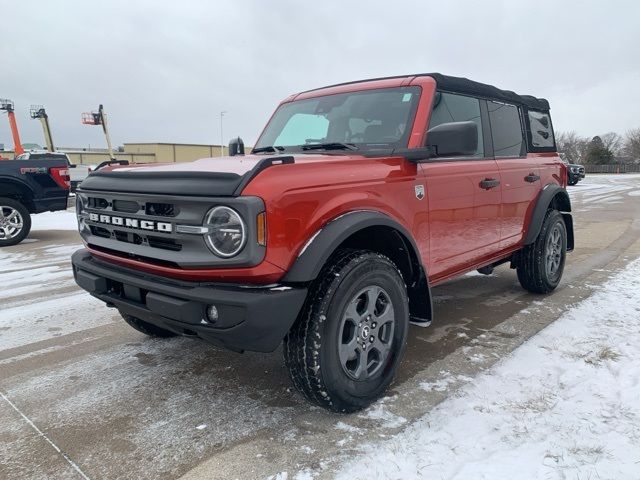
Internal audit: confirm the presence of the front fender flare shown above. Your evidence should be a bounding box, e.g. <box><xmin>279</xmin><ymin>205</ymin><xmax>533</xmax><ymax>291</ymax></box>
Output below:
<box><xmin>283</xmin><ymin>210</ymin><xmax>433</xmax><ymax>323</ymax></box>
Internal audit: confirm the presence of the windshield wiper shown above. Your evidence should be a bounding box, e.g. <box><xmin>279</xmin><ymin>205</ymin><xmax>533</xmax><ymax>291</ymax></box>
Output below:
<box><xmin>252</xmin><ymin>145</ymin><xmax>285</xmax><ymax>154</ymax></box>
<box><xmin>300</xmin><ymin>142</ymin><xmax>358</xmax><ymax>151</ymax></box>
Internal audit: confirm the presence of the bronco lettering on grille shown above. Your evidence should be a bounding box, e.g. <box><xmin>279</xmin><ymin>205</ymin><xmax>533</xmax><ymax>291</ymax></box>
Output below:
<box><xmin>88</xmin><ymin>213</ymin><xmax>172</xmax><ymax>233</ymax></box>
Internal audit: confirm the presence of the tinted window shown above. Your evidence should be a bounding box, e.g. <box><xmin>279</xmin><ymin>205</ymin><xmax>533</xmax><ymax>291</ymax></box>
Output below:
<box><xmin>274</xmin><ymin>113</ymin><xmax>329</xmax><ymax>146</ymax></box>
<box><xmin>428</xmin><ymin>92</ymin><xmax>484</xmax><ymax>157</ymax></box>
<box><xmin>256</xmin><ymin>87</ymin><xmax>420</xmax><ymax>150</ymax></box>
<box><xmin>528</xmin><ymin>110</ymin><xmax>555</xmax><ymax>148</ymax></box>
<box><xmin>488</xmin><ymin>101</ymin><xmax>524</xmax><ymax>157</ymax></box>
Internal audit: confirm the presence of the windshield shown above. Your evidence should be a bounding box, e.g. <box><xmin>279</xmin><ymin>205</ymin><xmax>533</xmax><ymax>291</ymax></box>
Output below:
<box><xmin>255</xmin><ymin>86</ymin><xmax>421</xmax><ymax>152</ymax></box>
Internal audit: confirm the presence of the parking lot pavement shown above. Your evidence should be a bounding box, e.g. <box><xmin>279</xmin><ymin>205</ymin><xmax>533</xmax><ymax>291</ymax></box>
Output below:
<box><xmin>1</xmin><ymin>175</ymin><xmax>640</xmax><ymax>480</ymax></box>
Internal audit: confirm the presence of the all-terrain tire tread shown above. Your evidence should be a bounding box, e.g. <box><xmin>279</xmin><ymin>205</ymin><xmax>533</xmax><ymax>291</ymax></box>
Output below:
<box><xmin>283</xmin><ymin>248</ymin><xmax>402</xmax><ymax>412</ymax></box>
<box><xmin>517</xmin><ymin>209</ymin><xmax>565</xmax><ymax>294</ymax></box>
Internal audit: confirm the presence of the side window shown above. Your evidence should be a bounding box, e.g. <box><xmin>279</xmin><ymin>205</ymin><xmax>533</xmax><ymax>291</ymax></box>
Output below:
<box><xmin>527</xmin><ymin>110</ymin><xmax>555</xmax><ymax>148</ymax></box>
<box><xmin>487</xmin><ymin>101</ymin><xmax>524</xmax><ymax>157</ymax></box>
<box><xmin>428</xmin><ymin>92</ymin><xmax>484</xmax><ymax>157</ymax></box>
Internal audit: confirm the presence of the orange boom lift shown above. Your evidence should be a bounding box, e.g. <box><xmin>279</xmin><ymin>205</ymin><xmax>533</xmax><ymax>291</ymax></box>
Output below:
<box><xmin>82</xmin><ymin>104</ymin><xmax>115</xmax><ymax>160</ymax></box>
<box><xmin>0</xmin><ymin>98</ymin><xmax>25</xmax><ymax>156</ymax></box>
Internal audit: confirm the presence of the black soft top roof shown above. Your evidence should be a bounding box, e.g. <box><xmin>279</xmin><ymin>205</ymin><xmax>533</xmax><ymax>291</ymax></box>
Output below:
<box><xmin>304</xmin><ymin>73</ymin><xmax>550</xmax><ymax>112</ymax></box>
<box><xmin>429</xmin><ymin>74</ymin><xmax>550</xmax><ymax>111</ymax></box>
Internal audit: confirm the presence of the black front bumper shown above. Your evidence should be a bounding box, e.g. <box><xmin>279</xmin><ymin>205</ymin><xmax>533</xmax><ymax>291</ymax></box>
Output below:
<box><xmin>71</xmin><ymin>249</ymin><xmax>307</xmax><ymax>352</ymax></box>
<box><xmin>568</xmin><ymin>171</ymin><xmax>586</xmax><ymax>182</ymax></box>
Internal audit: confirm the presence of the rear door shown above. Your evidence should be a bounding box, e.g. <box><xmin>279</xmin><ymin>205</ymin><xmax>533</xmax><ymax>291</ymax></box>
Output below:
<box><xmin>421</xmin><ymin>92</ymin><xmax>502</xmax><ymax>280</ymax></box>
<box><xmin>487</xmin><ymin>101</ymin><xmax>541</xmax><ymax>249</ymax></box>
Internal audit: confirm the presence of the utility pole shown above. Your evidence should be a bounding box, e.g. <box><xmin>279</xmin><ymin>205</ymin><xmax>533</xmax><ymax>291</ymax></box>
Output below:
<box><xmin>220</xmin><ymin>110</ymin><xmax>227</xmax><ymax>157</ymax></box>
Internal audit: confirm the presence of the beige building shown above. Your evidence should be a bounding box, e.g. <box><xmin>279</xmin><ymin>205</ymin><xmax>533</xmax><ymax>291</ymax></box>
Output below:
<box><xmin>0</xmin><ymin>142</ymin><xmax>235</xmax><ymax>165</ymax></box>
<box><xmin>123</xmin><ymin>143</ymin><xmax>230</xmax><ymax>163</ymax></box>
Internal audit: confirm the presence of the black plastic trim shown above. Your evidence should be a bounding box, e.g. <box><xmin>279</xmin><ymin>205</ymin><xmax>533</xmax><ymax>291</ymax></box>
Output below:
<box><xmin>72</xmin><ymin>249</ymin><xmax>307</xmax><ymax>353</ymax></box>
<box><xmin>523</xmin><ymin>184</ymin><xmax>573</xmax><ymax>250</ymax></box>
<box><xmin>233</xmin><ymin>155</ymin><xmax>294</xmax><ymax>195</ymax></box>
<box><xmin>283</xmin><ymin>210</ymin><xmax>433</xmax><ymax>322</ymax></box>
<box><xmin>80</xmin><ymin>170</ymin><xmax>243</xmax><ymax>197</ymax></box>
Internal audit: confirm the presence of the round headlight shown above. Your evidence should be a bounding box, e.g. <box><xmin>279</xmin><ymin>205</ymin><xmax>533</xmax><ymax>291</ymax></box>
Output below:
<box><xmin>204</xmin><ymin>206</ymin><xmax>246</xmax><ymax>257</ymax></box>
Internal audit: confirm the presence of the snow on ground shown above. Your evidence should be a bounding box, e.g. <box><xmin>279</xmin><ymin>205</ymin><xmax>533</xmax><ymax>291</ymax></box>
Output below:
<box><xmin>0</xmin><ymin>292</ymin><xmax>112</xmax><ymax>352</ymax></box>
<box><xmin>30</xmin><ymin>208</ymin><xmax>78</xmax><ymax>231</ymax></box>
<box><xmin>334</xmin><ymin>258</ymin><xmax>640</xmax><ymax>480</ymax></box>
<box><xmin>569</xmin><ymin>174</ymin><xmax>640</xmax><ymax>212</ymax></box>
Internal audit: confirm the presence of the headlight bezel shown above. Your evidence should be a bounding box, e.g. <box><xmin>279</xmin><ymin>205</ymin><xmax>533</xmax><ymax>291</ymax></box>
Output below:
<box><xmin>203</xmin><ymin>205</ymin><xmax>248</xmax><ymax>258</ymax></box>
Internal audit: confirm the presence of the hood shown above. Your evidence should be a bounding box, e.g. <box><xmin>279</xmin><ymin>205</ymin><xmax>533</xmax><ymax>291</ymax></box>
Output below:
<box><xmin>78</xmin><ymin>155</ymin><xmax>285</xmax><ymax>196</ymax></box>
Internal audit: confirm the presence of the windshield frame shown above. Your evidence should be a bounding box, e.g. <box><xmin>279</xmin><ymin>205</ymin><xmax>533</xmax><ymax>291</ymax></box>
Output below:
<box><xmin>254</xmin><ymin>86</ymin><xmax>422</xmax><ymax>155</ymax></box>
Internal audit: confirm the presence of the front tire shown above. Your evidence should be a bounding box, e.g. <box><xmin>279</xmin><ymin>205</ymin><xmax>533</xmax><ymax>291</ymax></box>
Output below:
<box><xmin>121</xmin><ymin>313</ymin><xmax>178</xmax><ymax>338</ymax></box>
<box><xmin>517</xmin><ymin>209</ymin><xmax>567</xmax><ymax>293</ymax></box>
<box><xmin>284</xmin><ymin>249</ymin><xmax>409</xmax><ymax>412</ymax></box>
<box><xmin>0</xmin><ymin>198</ymin><xmax>31</xmax><ymax>247</ymax></box>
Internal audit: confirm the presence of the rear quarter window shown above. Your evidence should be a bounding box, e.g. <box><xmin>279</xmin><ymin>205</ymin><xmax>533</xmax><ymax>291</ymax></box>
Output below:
<box><xmin>527</xmin><ymin>110</ymin><xmax>555</xmax><ymax>149</ymax></box>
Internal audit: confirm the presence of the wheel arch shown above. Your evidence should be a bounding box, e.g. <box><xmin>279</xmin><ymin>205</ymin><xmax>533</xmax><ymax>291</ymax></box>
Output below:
<box><xmin>283</xmin><ymin>210</ymin><xmax>433</xmax><ymax>323</ymax></box>
<box><xmin>0</xmin><ymin>177</ymin><xmax>36</xmax><ymax>212</ymax></box>
<box><xmin>524</xmin><ymin>184</ymin><xmax>574</xmax><ymax>251</ymax></box>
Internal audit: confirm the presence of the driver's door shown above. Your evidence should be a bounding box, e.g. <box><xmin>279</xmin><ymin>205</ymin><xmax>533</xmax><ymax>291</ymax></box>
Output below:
<box><xmin>420</xmin><ymin>92</ymin><xmax>502</xmax><ymax>281</ymax></box>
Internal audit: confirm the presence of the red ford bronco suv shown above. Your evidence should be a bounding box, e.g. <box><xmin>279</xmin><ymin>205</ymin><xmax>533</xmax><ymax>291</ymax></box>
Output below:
<box><xmin>72</xmin><ymin>74</ymin><xmax>573</xmax><ymax>412</ymax></box>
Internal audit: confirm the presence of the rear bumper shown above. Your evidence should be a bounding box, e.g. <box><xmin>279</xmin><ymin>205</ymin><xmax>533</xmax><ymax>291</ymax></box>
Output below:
<box><xmin>33</xmin><ymin>195</ymin><xmax>69</xmax><ymax>213</ymax></box>
<box><xmin>71</xmin><ymin>249</ymin><xmax>307</xmax><ymax>352</ymax></box>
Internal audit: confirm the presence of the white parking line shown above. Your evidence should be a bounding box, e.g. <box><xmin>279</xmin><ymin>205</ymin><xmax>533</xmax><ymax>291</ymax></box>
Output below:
<box><xmin>0</xmin><ymin>390</ymin><xmax>91</xmax><ymax>480</ymax></box>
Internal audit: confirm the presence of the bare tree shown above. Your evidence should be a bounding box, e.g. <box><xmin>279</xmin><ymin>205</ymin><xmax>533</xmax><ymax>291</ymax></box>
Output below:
<box><xmin>600</xmin><ymin>132</ymin><xmax>623</xmax><ymax>157</ymax></box>
<box><xmin>556</xmin><ymin>131</ymin><xmax>588</xmax><ymax>164</ymax></box>
<box><xmin>623</xmin><ymin>127</ymin><xmax>640</xmax><ymax>162</ymax></box>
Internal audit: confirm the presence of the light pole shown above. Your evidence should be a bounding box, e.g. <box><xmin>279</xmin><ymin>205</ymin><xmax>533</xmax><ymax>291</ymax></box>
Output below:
<box><xmin>220</xmin><ymin>111</ymin><xmax>227</xmax><ymax>156</ymax></box>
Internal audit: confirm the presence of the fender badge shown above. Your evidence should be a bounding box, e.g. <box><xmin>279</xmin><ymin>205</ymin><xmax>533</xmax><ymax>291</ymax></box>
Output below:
<box><xmin>415</xmin><ymin>184</ymin><xmax>425</xmax><ymax>200</ymax></box>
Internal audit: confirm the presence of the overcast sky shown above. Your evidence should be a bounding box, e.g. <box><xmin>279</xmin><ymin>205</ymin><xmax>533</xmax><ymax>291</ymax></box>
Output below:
<box><xmin>1</xmin><ymin>0</ymin><xmax>639</xmax><ymax>150</ymax></box>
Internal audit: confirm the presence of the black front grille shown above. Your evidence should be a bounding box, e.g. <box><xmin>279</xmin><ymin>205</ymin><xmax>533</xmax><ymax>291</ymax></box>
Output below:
<box><xmin>114</xmin><ymin>230</ymin><xmax>144</xmax><ymax>245</ymax></box>
<box><xmin>90</xmin><ymin>225</ymin><xmax>111</xmax><ymax>238</ymax></box>
<box><xmin>148</xmin><ymin>235</ymin><xmax>182</xmax><ymax>251</ymax></box>
<box><xmin>88</xmin><ymin>197</ymin><xmax>108</xmax><ymax>209</ymax></box>
<box><xmin>145</xmin><ymin>202</ymin><xmax>177</xmax><ymax>217</ymax></box>
<box><xmin>113</xmin><ymin>199</ymin><xmax>140</xmax><ymax>213</ymax></box>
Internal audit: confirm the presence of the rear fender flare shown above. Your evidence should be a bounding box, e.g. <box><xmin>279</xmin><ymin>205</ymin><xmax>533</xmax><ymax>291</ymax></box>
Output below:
<box><xmin>524</xmin><ymin>184</ymin><xmax>574</xmax><ymax>251</ymax></box>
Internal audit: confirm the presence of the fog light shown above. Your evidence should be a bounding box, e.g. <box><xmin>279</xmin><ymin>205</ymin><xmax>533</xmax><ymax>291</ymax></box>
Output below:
<box><xmin>206</xmin><ymin>305</ymin><xmax>219</xmax><ymax>322</ymax></box>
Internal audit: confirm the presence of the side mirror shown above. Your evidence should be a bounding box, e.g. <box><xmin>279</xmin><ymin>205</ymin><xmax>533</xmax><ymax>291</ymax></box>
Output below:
<box><xmin>229</xmin><ymin>137</ymin><xmax>245</xmax><ymax>156</ymax></box>
<box><xmin>426</xmin><ymin>121</ymin><xmax>478</xmax><ymax>157</ymax></box>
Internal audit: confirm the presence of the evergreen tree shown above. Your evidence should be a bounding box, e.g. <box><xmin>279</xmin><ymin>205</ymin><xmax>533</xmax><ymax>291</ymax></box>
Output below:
<box><xmin>584</xmin><ymin>136</ymin><xmax>614</xmax><ymax>164</ymax></box>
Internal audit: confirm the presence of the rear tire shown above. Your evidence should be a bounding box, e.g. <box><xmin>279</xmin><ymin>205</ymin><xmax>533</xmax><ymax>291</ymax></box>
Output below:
<box><xmin>517</xmin><ymin>209</ymin><xmax>567</xmax><ymax>294</ymax></box>
<box><xmin>0</xmin><ymin>198</ymin><xmax>31</xmax><ymax>247</ymax></box>
<box><xmin>283</xmin><ymin>249</ymin><xmax>409</xmax><ymax>412</ymax></box>
<box><xmin>121</xmin><ymin>313</ymin><xmax>177</xmax><ymax>338</ymax></box>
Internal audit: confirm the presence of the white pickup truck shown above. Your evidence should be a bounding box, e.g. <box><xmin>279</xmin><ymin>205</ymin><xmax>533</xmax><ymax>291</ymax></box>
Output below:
<box><xmin>15</xmin><ymin>151</ymin><xmax>94</xmax><ymax>192</ymax></box>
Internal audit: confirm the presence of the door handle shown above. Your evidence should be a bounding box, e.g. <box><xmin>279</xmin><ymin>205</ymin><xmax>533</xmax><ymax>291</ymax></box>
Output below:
<box><xmin>525</xmin><ymin>173</ymin><xmax>541</xmax><ymax>183</ymax></box>
<box><xmin>479</xmin><ymin>178</ymin><xmax>500</xmax><ymax>190</ymax></box>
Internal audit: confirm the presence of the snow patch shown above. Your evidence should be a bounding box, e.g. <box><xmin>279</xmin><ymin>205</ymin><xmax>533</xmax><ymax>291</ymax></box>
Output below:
<box><xmin>30</xmin><ymin>209</ymin><xmax>79</xmax><ymax>231</ymax></box>
<box><xmin>360</xmin><ymin>403</ymin><xmax>406</xmax><ymax>429</ymax></box>
<box><xmin>336</xmin><ymin>258</ymin><xmax>640</xmax><ymax>479</ymax></box>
